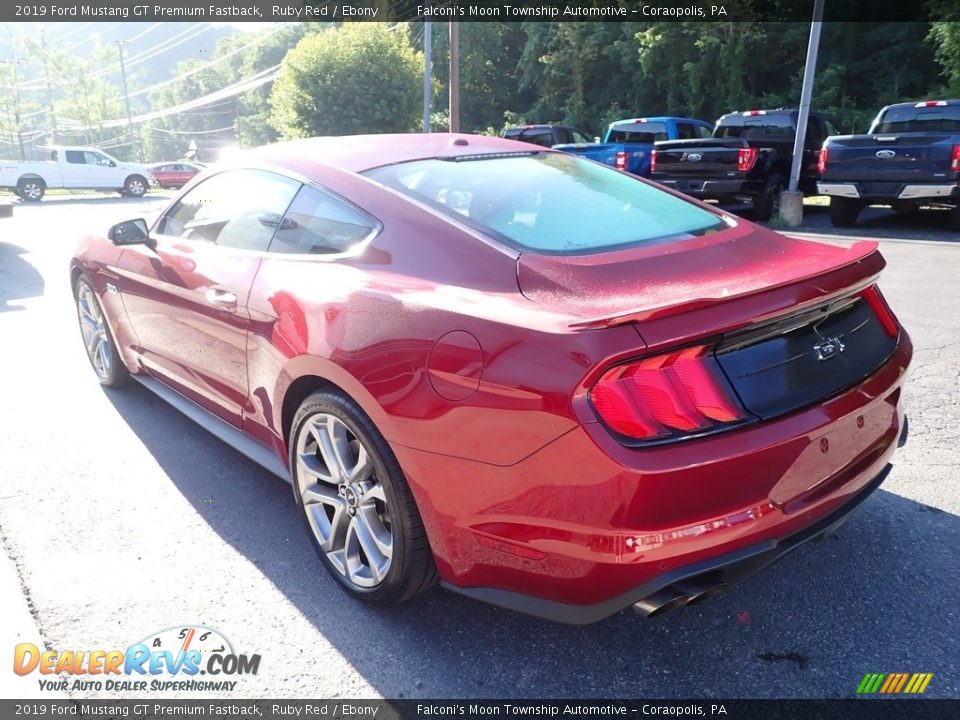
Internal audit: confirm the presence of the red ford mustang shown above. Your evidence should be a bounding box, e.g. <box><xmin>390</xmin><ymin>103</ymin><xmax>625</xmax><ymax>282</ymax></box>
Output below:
<box><xmin>71</xmin><ymin>134</ymin><xmax>910</xmax><ymax>623</ymax></box>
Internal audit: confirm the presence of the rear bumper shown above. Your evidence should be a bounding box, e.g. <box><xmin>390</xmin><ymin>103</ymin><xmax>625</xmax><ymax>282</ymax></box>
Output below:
<box><xmin>396</xmin><ymin>333</ymin><xmax>911</xmax><ymax>622</ymax></box>
<box><xmin>818</xmin><ymin>181</ymin><xmax>960</xmax><ymax>201</ymax></box>
<box><xmin>658</xmin><ymin>178</ymin><xmax>753</xmax><ymax>198</ymax></box>
<box><xmin>445</xmin><ymin>461</ymin><xmax>894</xmax><ymax>624</ymax></box>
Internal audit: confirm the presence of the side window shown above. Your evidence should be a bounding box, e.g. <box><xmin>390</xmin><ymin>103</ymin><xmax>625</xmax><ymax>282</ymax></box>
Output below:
<box><xmin>65</xmin><ymin>151</ymin><xmax>86</xmax><ymax>164</ymax></box>
<box><xmin>824</xmin><ymin>119</ymin><xmax>843</xmax><ymax>137</ymax></box>
<box><xmin>268</xmin><ymin>185</ymin><xmax>377</xmax><ymax>255</ymax></box>
<box><xmin>572</xmin><ymin>131</ymin><xmax>593</xmax><ymax>144</ymax></box>
<box><xmin>676</xmin><ymin>123</ymin><xmax>696</xmax><ymax>139</ymax></box>
<box><xmin>84</xmin><ymin>152</ymin><xmax>111</xmax><ymax>166</ymax></box>
<box><xmin>697</xmin><ymin>124</ymin><xmax>713</xmax><ymax>138</ymax></box>
<box><xmin>157</xmin><ymin>169</ymin><xmax>300</xmax><ymax>252</ymax></box>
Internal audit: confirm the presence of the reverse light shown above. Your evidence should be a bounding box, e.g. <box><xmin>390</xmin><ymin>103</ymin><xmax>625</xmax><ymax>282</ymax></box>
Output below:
<box><xmin>951</xmin><ymin>144</ymin><xmax>960</xmax><ymax>172</ymax></box>
<box><xmin>590</xmin><ymin>345</ymin><xmax>749</xmax><ymax>443</ymax></box>
<box><xmin>862</xmin><ymin>285</ymin><xmax>899</xmax><ymax>338</ymax></box>
<box><xmin>737</xmin><ymin>147</ymin><xmax>758</xmax><ymax>173</ymax></box>
<box><xmin>818</xmin><ymin>147</ymin><xmax>829</xmax><ymax>174</ymax></box>
<box><xmin>615</xmin><ymin>151</ymin><xmax>628</xmax><ymax>171</ymax></box>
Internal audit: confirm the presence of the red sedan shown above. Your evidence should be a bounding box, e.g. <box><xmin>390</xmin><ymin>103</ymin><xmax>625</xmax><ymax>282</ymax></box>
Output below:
<box><xmin>70</xmin><ymin>134</ymin><xmax>910</xmax><ymax>623</ymax></box>
<box><xmin>148</xmin><ymin>161</ymin><xmax>203</xmax><ymax>189</ymax></box>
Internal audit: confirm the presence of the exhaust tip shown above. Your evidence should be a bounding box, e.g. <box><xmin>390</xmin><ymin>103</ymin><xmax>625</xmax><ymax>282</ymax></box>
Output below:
<box><xmin>633</xmin><ymin>588</ymin><xmax>689</xmax><ymax>618</ymax></box>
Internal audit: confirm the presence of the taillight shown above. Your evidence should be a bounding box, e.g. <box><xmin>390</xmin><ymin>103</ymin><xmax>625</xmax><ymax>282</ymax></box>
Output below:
<box><xmin>914</xmin><ymin>100</ymin><xmax>947</xmax><ymax>108</ymax></box>
<box><xmin>737</xmin><ymin>147</ymin><xmax>758</xmax><ymax>173</ymax></box>
<box><xmin>590</xmin><ymin>345</ymin><xmax>749</xmax><ymax>443</ymax></box>
<box><xmin>951</xmin><ymin>144</ymin><xmax>960</xmax><ymax>172</ymax></box>
<box><xmin>862</xmin><ymin>285</ymin><xmax>899</xmax><ymax>338</ymax></box>
<box><xmin>818</xmin><ymin>147</ymin><xmax>829</xmax><ymax>174</ymax></box>
<box><xmin>650</xmin><ymin>149</ymin><xmax>657</xmax><ymax>173</ymax></box>
<box><xmin>615</xmin><ymin>151</ymin><xmax>627</xmax><ymax>171</ymax></box>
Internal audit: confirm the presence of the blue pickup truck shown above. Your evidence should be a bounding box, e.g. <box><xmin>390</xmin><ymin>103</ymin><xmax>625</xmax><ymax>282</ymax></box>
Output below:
<box><xmin>553</xmin><ymin>116</ymin><xmax>714</xmax><ymax>177</ymax></box>
<box><xmin>818</xmin><ymin>99</ymin><xmax>960</xmax><ymax>228</ymax></box>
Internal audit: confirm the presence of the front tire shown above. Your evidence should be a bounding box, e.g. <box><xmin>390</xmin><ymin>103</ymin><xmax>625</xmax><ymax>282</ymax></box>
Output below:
<box><xmin>290</xmin><ymin>390</ymin><xmax>437</xmax><ymax>604</ymax></box>
<box><xmin>828</xmin><ymin>197</ymin><xmax>862</xmax><ymax>227</ymax></box>
<box><xmin>123</xmin><ymin>175</ymin><xmax>148</xmax><ymax>198</ymax></box>
<box><xmin>17</xmin><ymin>177</ymin><xmax>45</xmax><ymax>201</ymax></box>
<box><xmin>74</xmin><ymin>275</ymin><xmax>129</xmax><ymax>388</ymax></box>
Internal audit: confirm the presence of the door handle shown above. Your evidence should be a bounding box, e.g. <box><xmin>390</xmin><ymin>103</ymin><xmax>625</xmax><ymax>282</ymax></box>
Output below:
<box><xmin>205</xmin><ymin>288</ymin><xmax>238</xmax><ymax>309</ymax></box>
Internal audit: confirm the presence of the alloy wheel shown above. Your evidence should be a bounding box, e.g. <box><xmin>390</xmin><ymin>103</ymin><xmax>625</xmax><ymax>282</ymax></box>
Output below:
<box><xmin>21</xmin><ymin>182</ymin><xmax>43</xmax><ymax>201</ymax></box>
<box><xmin>127</xmin><ymin>179</ymin><xmax>146</xmax><ymax>197</ymax></box>
<box><xmin>295</xmin><ymin>413</ymin><xmax>393</xmax><ymax>588</ymax></box>
<box><xmin>76</xmin><ymin>282</ymin><xmax>111</xmax><ymax>380</ymax></box>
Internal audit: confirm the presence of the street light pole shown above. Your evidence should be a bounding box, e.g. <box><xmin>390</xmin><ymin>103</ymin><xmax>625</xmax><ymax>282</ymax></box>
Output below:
<box><xmin>116</xmin><ymin>40</ymin><xmax>142</xmax><ymax>161</ymax></box>
<box><xmin>448</xmin><ymin>22</ymin><xmax>459</xmax><ymax>133</ymax></box>
<box><xmin>423</xmin><ymin>20</ymin><xmax>432</xmax><ymax>133</ymax></box>
<box><xmin>1</xmin><ymin>58</ymin><xmax>26</xmax><ymax>160</ymax></box>
<box><xmin>780</xmin><ymin>0</ymin><xmax>825</xmax><ymax>226</ymax></box>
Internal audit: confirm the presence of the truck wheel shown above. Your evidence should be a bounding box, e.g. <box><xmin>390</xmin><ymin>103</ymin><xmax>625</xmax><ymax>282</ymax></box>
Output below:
<box><xmin>753</xmin><ymin>174</ymin><xmax>785</xmax><ymax>222</ymax></box>
<box><xmin>828</xmin><ymin>197</ymin><xmax>862</xmax><ymax>227</ymax></box>
<box><xmin>17</xmin><ymin>178</ymin><xmax>45</xmax><ymax>201</ymax></box>
<box><xmin>123</xmin><ymin>176</ymin><xmax>148</xmax><ymax>198</ymax></box>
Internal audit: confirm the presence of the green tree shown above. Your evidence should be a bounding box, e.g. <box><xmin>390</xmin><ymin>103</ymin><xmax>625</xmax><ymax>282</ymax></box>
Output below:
<box><xmin>270</xmin><ymin>24</ymin><xmax>422</xmax><ymax>138</ymax></box>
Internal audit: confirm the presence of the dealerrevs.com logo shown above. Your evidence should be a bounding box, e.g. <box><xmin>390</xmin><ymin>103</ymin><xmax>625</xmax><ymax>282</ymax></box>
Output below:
<box><xmin>13</xmin><ymin>625</ymin><xmax>260</xmax><ymax>693</ymax></box>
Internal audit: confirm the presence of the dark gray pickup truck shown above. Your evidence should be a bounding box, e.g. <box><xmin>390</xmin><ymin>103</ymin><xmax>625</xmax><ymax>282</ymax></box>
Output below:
<box><xmin>818</xmin><ymin>100</ymin><xmax>960</xmax><ymax>227</ymax></box>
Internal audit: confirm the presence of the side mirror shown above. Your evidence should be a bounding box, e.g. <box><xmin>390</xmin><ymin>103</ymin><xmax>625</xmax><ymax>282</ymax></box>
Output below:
<box><xmin>108</xmin><ymin>160</ymin><xmax>117</xmax><ymax>167</ymax></box>
<box><xmin>108</xmin><ymin>218</ymin><xmax>154</xmax><ymax>248</ymax></box>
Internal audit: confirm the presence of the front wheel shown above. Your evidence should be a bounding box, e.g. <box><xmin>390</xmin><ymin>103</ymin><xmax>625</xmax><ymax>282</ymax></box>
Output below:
<box><xmin>123</xmin><ymin>175</ymin><xmax>148</xmax><ymax>198</ymax></box>
<box><xmin>290</xmin><ymin>391</ymin><xmax>437</xmax><ymax>604</ymax></box>
<box><xmin>752</xmin><ymin>174</ymin><xmax>785</xmax><ymax>222</ymax></box>
<box><xmin>828</xmin><ymin>197</ymin><xmax>862</xmax><ymax>227</ymax></box>
<box><xmin>74</xmin><ymin>275</ymin><xmax>129</xmax><ymax>388</ymax></box>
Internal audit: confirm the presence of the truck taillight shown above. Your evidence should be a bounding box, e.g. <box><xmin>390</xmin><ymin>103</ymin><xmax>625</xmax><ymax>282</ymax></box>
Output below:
<box><xmin>737</xmin><ymin>147</ymin><xmax>758</xmax><ymax>173</ymax></box>
<box><xmin>615</xmin><ymin>151</ymin><xmax>627</xmax><ymax>171</ymax></box>
<box><xmin>818</xmin><ymin>147</ymin><xmax>829</xmax><ymax>174</ymax></box>
<box><xmin>650</xmin><ymin>150</ymin><xmax>657</xmax><ymax>173</ymax></box>
<box><xmin>951</xmin><ymin>144</ymin><xmax>960</xmax><ymax>172</ymax></box>
<box><xmin>743</xmin><ymin>110</ymin><xmax>767</xmax><ymax>116</ymax></box>
<box><xmin>862</xmin><ymin>286</ymin><xmax>899</xmax><ymax>338</ymax></box>
<box><xmin>590</xmin><ymin>345</ymin><xmax>749</xmax><ymax>443</ymax></box>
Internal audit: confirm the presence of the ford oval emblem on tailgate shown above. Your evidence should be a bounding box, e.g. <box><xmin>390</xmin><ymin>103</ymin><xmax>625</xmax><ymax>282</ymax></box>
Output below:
<box><xmin>875</xmin><ymin>149</ymin><xmax>896</xmax><ymax>159</ymax></box>
<box><xmin>686</xmin><ymin>153</ymin><xmax>703</xmax><ymax>162</ymax></box>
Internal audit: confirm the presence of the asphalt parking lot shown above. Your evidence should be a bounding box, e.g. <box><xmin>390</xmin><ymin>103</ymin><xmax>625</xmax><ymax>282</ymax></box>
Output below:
<box><xmin>0</xmin><ymin>193</ymin><xmax>957</xmax><ymax>700</ymax></box>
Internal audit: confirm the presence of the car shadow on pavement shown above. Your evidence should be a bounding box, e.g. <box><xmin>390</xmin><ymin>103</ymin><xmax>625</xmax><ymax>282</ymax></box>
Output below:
<box><xmin>0</xmin><ymin>241</ymin><xmax>44</xmax><ymax>312</ymax></box>
<box><xmin>104</xmin><ymin>382</ymin><xmax>960</xmax><ymax>699</ymax></box>
<box><xmin>789</xmin><ymin>204</ymin><xmax>960</xmax><ymax>243</ymax></box>
<box><xmin>2</xmin><ymin>194</ymin><xmax>173</xmax><ymax>208</ymax></box>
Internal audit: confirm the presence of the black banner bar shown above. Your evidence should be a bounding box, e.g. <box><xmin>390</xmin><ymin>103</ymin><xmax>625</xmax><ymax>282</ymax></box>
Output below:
<box><xmin>1</xmin><ymin>700</ymin><xmax>958</xmax><ymax>720</ymax></box>
<box><xmin>0</xmin><ymin>1</ymin><xmax>953</xmax><ymax>24</ymax></box>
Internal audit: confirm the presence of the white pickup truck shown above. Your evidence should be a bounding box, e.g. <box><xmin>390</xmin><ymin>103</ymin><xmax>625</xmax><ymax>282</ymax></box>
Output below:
<box><xmin>0</xmin><ymin>146</ymin><xmax>156</xmax><ymax>201</ymax></box>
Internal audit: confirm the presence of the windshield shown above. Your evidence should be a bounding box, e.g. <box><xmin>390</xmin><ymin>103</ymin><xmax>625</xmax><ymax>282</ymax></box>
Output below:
<box><xmin>365</xmin><ymin>152</ymin><xmax>727</xmax><ymax>255</ymax></box>
<box><xmin>871</xmin><ymin>105</ymin><xmax>960</xmax><ymax>134</ymax></box>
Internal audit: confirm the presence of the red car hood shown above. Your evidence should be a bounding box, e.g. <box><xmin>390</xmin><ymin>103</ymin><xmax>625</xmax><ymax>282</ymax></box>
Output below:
<box><xmin>516</xmin><ymin>222</ymin><xmax>881</xmax><ymax>329</ymax></box>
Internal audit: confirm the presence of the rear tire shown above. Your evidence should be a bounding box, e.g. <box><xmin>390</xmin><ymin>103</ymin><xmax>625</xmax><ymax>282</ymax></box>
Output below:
<box><xmin>828</xmin><ymin>197</ymin><xmax>862</xmax><ymax>227</ymax></box>
<box><xmin>290</xmin><ymin>390</ymin><xmax>437</xmax><ymax>604</ymax></box>
<box><xmin>73</xmin><ymin>274</ymin><xmax>129</xmax><ymax>388</ymax></box>
<box><xmin>17</xmin><ymin>177</ymin><xmax>45</xmax><ymax>201</ymax></box>
<box><xmin>753</xmin><ymin>174</ymin><xmax>785</xmax><ymax>222</ymax></box>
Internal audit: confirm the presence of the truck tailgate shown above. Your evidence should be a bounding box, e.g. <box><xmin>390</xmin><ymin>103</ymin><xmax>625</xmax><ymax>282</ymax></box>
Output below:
<box><xmin>653</xmin><ymin>138</ymin><xmax>743</xmax><ymax>178</ymax></box>
<box><xmin>823</xmin><ymin>133</ymin><xmax>958</xmax><ymax>183</ymax></box>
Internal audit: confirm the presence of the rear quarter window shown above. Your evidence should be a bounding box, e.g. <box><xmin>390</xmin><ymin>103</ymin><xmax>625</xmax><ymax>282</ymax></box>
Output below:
<box><xmin>365</xmin><ymin>153</ymin><xmax>727</xmax><ymax>256</ymax></box>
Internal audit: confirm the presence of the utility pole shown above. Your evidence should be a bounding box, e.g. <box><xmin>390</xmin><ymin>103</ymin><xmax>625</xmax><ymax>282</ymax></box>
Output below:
<box><xmin>1</xmin><ymin>58</ymin><xmax>26</xmax><ymax>160</ymax></box>
<box><xmin>781</xmin><ymin>0</ymin><xmax>825</xmax><ymax>226</ymax></box>
<box><xmin>448</xmin><ymin>22</ymin><xmax>459</xmax><ymax>133</ymax></box>
<box><xmin>422</xmin><ymin>20</ymin><xmax>432</xmax><ymax>133</ymax></box>
<box><xmin>39</xmin><ymin>29</ymin><xmax>58</xmax><ymax>145</ymax></box>
<box><xmin>116</xmin><ymin>40</ymin><xmax>142</xmax><ymax>161</ymax></box>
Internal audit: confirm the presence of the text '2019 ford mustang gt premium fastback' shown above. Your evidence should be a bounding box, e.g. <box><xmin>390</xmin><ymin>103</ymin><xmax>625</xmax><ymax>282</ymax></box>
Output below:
<box><xmin>71</xmin><ymin>134</ymin><xmax>910</xmax><ymax>623</ymax></box>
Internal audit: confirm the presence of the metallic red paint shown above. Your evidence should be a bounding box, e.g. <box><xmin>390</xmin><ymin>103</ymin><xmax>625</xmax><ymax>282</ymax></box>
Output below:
<box><xmin>70</xmin><ymin>134</ymin><xmax>911</xmax><ymax>622</ymax></box>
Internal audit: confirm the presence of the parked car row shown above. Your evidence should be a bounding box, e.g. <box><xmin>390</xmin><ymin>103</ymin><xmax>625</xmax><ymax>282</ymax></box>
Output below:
<box><xmin>506</xmin><ymin>98</ymin><xmax>960</xmax><ymax>227</ymax></box>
